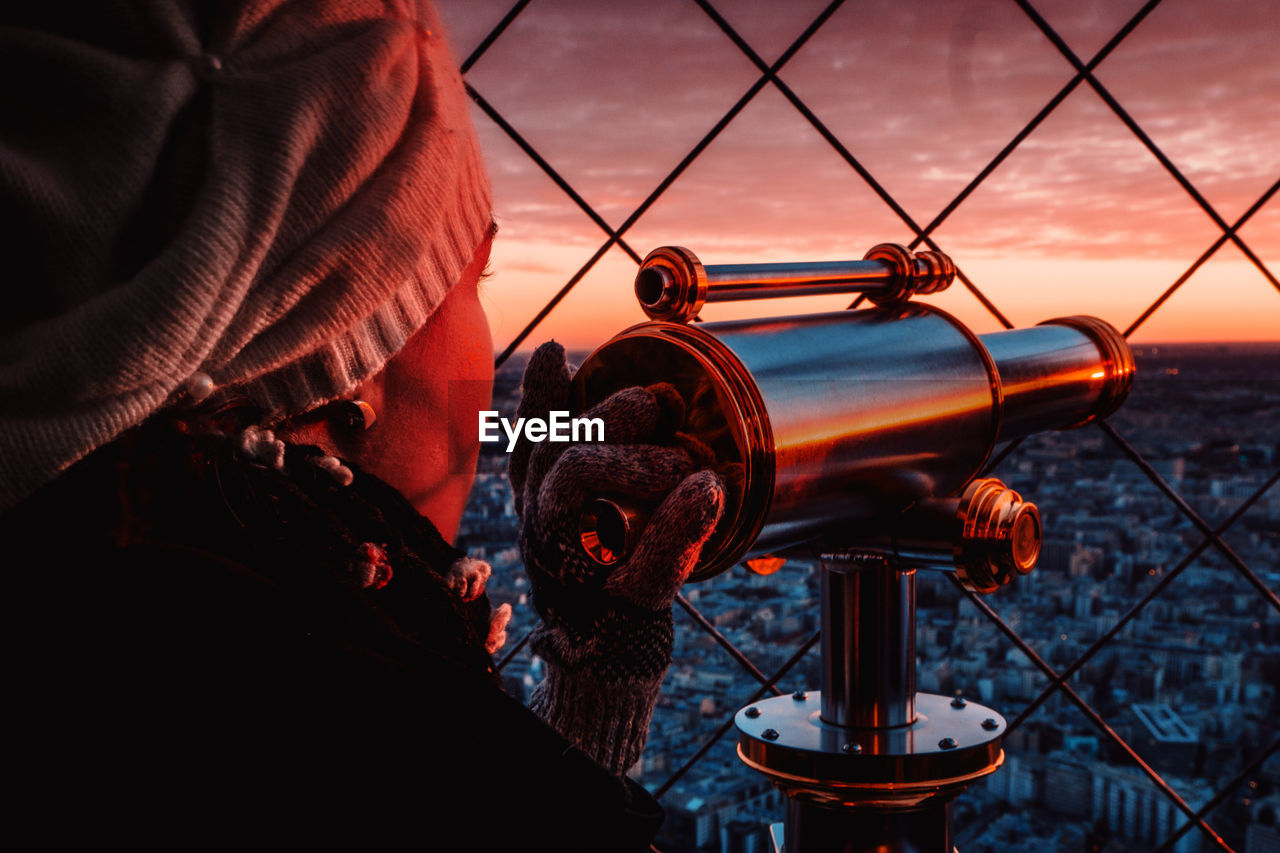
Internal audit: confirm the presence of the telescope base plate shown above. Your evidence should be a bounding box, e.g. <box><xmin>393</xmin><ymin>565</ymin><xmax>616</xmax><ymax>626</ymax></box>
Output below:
<box><xmin>737</xmin><ymin>691</ymin><xmax>1004</xmax><ymax>809</ymax></box>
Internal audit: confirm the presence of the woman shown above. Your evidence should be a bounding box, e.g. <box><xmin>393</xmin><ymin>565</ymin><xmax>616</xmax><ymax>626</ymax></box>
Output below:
<box><xmin>1</xmin><ymin>2</ymin><xmax>722</xmax><ymax>848</ymax></box>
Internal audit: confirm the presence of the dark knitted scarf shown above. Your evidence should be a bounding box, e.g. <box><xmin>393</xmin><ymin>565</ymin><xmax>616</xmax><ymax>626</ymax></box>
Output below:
<box><xmin>4</xmin><ymin>413</ymin><xmax>496</xmax><ymax>680</ymax></box>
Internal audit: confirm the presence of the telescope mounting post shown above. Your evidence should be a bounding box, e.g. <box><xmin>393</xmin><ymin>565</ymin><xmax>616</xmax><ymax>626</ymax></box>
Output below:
<box><xmin>735</xmin><ymin>551</ymin><xmax>1012</xmax><ymax>853</ymax></box>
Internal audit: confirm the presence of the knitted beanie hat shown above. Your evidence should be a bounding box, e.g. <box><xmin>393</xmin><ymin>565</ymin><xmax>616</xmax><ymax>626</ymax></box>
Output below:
<box><xmin>0</xmin><ymin>1</ymin><xmax>493</xmax><ymax>514</ymax></box>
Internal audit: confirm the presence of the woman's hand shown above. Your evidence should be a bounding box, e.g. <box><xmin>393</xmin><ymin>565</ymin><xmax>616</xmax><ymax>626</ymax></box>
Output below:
<box><xmin>508</xmin><ymin>342</ymin><xmax>724</xmax><ymax>774</ymax></box>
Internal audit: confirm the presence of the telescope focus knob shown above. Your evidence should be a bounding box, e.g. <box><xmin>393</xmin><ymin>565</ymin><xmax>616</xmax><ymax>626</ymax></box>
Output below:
<box><xmin>861</xmin><ymin>243</ymin><xmax>957</xmax><ymax>306</ymax></box>
<box><xmin>954</xmin><ymin>478</ymin><xmax>1041</xmax><ymax>594</ymax></box>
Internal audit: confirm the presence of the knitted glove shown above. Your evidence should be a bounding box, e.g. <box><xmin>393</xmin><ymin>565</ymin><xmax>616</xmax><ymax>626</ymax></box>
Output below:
<box><xmin>509</xmin><ymin>342</ymin><xmax>725</xmax><ymax>775</ymax></box>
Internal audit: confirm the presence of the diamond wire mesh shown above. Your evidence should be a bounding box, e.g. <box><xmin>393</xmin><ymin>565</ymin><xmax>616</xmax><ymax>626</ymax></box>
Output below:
<box><xmin>448</xmin><ymin>0</ymin><xmax>1280</xmax><ymax>849</ymax></box>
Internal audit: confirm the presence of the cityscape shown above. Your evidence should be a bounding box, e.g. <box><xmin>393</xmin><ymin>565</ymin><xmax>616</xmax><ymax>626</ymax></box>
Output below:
<box><xmin>457</xmin><ymin>341</ymin><xmax>1280</xmax><ymax>853</ymax></box>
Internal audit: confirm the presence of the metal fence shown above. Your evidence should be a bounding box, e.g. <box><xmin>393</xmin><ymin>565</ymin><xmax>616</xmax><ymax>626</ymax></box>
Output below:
<box><xmin>442</xmin><ymin>1</ymin><xmax>1279</xmax><ymax>849</ymax></box>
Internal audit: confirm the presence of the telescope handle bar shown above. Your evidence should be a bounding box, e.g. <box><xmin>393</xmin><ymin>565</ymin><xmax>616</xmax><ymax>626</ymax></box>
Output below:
<box><xmin>635</xmin><ymin>244</ymin><xmax>956</xmax><ymax>323</ymax></box>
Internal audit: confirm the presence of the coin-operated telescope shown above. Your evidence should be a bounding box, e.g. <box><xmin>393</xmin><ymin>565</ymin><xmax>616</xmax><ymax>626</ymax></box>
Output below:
<box><xmin>572</xmin><ymin>244</ymin><xmax>1135</xmax><ymax>853</ymax></box>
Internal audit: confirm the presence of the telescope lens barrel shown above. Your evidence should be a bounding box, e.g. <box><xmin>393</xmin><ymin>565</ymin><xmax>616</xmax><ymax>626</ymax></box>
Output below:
<box><xmin>981</xmin><ymin>315</ymin><xmax>1135</xmax><ymax>441</ymax></box>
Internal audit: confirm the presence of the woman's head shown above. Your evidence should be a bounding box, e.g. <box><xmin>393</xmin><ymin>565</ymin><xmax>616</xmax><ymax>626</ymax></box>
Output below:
<box><xmin>281</xmin><ymin>231</ymin><xmax>495</xmax><ymax>540</ymax></box>
<box><xmin>0</xmin><ymin>0</ymin><xmax>493</xmax><ymax>515</ymax></box>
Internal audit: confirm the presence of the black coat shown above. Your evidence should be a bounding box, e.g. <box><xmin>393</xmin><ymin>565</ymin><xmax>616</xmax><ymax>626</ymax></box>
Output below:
<box><xmin>2</xmin><ymin>421</ymin><xmax>662</xmax><ymax>849</ymax></box>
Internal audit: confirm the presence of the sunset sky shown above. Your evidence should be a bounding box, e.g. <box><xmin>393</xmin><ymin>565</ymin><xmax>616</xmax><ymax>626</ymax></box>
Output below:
<box><xmin>434</xmin><ymin>0</ymin><xmax>1279</xmax><ymax>353</ymax></box>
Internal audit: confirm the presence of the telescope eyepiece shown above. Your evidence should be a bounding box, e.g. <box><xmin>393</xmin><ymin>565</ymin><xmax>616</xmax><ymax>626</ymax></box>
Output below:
<box><xmin>580</xmin><ymin>498</ymin><xmax>648</xmax><ymax>566</ymax></box>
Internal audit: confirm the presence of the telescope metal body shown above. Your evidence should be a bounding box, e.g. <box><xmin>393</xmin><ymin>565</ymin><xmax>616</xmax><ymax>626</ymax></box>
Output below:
<box><xmin>571</xmin><ymin>245</ymin><xmax>1135</xmax><ymax>852</ymax></box>
<box><xmin>573</xmin><ymin>305</ymin><xmax>1132</xmax><ymax>581</ymax></box>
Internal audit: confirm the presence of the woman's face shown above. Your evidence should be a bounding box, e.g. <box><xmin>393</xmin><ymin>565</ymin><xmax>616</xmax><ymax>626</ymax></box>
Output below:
<box><xmin>343</xmin><ymin>234</ymin><xmax>495</xmax><ymax>541</ymax></box>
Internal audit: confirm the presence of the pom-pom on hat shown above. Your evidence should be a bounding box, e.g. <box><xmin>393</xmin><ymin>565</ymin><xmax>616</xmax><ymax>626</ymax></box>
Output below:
<box><xmin>0</xmin><ymin>0</ymin><xmax>493</xmax><ymax>513</ymax></box>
